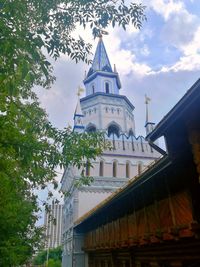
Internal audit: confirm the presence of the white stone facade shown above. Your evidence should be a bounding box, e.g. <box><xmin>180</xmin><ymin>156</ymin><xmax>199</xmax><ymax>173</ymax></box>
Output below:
<box><xmin>61</xmin><ymin>38</ymin><xmax>160</xmax><ymax>267</ymax></box>
<box><xmin>81</xmin><ymin>93</ymin><xmax>135</xmax><ymax>134</ymax></box>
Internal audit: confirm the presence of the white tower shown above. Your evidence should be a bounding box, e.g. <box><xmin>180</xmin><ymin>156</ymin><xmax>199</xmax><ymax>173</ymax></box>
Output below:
<box><xmin>61</xmin><ymin>37</ymin><xmax>160</xmax><ymax>267</ymax></box>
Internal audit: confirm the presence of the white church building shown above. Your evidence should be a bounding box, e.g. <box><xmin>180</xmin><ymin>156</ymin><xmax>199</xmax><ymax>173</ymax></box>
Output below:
<box><xmin>61</xmin><ymin>37</ymin><xmax>160</xmax><ymax>267</ymax></box>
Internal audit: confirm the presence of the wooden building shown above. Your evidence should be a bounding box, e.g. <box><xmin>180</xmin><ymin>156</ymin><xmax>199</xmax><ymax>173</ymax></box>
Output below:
<box><xmin>74</xmin><ymin>79</ymin><xmax>200</xmax><ymax>267</ymax></box>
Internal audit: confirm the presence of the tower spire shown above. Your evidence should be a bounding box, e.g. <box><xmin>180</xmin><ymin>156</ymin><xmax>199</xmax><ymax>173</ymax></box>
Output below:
<box><xmin>73</xmin><ymin>87</ymin><xmax>85</xmax><ymax>132</ymax></box>
<box><xmin>91</xmin><ymin>35</ymin><xmax>112</xmax><ymax>72</ymax></box>
<box><xmin>83</xmin><ymin>35</ymin><xmax>121</xmax><ymax>96</ymax></box>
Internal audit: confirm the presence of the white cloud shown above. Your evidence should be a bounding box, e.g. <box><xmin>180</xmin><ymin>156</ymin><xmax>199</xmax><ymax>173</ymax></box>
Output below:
<box><xmin>161</xmin><ymin>9</ymin><xmax>198</xmax><ymax>49</ymax></box>
<box><xmin>144</xmin><ymin>0</ymin><xmax>200</xmax><ymax>74</ymax></box>
<box><xmin>159</xmin><ymin>25</ymin><xmax>200</xmax><ymax>73</ymax></box>
<box><xmin>160</xmin><ymin>53</ymin><xmax>200</xmax><ymax>72</ymax></box>
<box><xmin>147</xmin><ymin>0</ymin><xmax>184</xmax><ymax>21</ymax></box>
<box><xmin>182</xmin><ymin>26</ymin><xmax>200</xmax><ymax>56</ymax></box>
<box><xmin>140</xmin><ymin>44</ymin><xmax>150</xmax><ymax>56</ymax></box>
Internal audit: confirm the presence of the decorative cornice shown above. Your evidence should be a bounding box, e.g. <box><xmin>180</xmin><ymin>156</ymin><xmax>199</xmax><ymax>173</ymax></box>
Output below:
<box><xmin>84</xmin><ymin>71</ymin><xmax>121</xmax><ymax>89</ymax></box>
<box><xmin>80</xmin><ymin>92</ymin><xmax>134</xmax><ymax>110</ymax></box>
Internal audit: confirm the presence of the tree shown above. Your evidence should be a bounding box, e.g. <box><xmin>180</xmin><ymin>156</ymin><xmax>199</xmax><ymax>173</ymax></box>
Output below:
<box><xmin>1</xmin><ymin>0</ymin><xmax>145</xmax><ymax>96</ymax></box>
<box><xmin>0</xmin><ymin>0</ymin><xmax>145</xmax><ymax>265</ymax></box>
<box><xmin>33</xmin><ymin>247</ymin><xmax>62</xmax><ymax>266</ymax></box>
<box><xmin>0</xmin><ymin>92</ymin><xmax>105</xmax><ymax>266</ymax></box>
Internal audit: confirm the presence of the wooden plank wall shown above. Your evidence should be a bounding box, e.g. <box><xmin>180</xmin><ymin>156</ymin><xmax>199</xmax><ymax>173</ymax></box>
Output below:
<box><xmin>84</xmin><ymin>190</ymin><xmax>196</xmax><ymax>251</ymax></box>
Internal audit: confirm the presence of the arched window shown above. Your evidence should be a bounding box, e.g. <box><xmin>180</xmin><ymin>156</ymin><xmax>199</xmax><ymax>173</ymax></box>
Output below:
<box><xmin>99</xmin><ymin>160</ymin><xmax>104</xmax><ymax>177</ymax></box>
<box><xmin>86</xmin><ymin>161</ymin><xmax>90</xmax><ymax>176</ymax></box>
<box><xmin>86</xmin><ymin>125</ymin><xmax>96</xmax><ymax>133</ymax></box>
<box><xmin>113</xmin><ymin>161</ymin><xmax>117</xmax><ymax>177</ymax></box>
<box><xmin>138</xmin><ymin>162</ymin><xmax>143</xmax><ymax>175</ymax></box>
<box><xmin>126</xmin><ymin>162</ymin><xmax>130</xmax><ymax>178</ymax></box>
<box><xmin>105</xmin><ymin>82</ymin><xmax>109</xmax><ymax>94</ymax></box>
<box><xmin>108</xmin><ymin>124</ymin><xmax>120</xmax><ymax>138</ymax></box>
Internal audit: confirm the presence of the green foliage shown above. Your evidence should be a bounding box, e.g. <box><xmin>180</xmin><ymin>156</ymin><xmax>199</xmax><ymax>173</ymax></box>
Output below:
<box><xmin>0</xmin><ymin>0</ymin><xmax>145</xmax><ymax>96</ymax></box>
<box><xmin>0</xmin><ymin>94</ymin><xmax>105</xmax><ymax>266</ymax></box>
<box><xmin>0</xmin><ymin>0</ymin><xmax>145</xmax><ymax>265</ymax></box>
<box><xmin>33</xmin><ymin>250</ymin><xmax>47</xmax><ymax>265</ymax></box>
<box><xmin>0</xmin><ymin>173</ymin><xmax>43</xmax><ymax>266</ymax></box>
<box><xmin>48</xmin><ymin>259</ymin><xmax>61</xmax><ymax>267</ymax></box>
<box><xmin>33</xmin><ymin>247</ymin><xmax>62</xmax><ymax>266</ymax></box>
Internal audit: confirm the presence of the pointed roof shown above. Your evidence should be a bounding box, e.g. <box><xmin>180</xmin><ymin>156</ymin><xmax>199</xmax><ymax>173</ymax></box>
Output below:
<box><xmin>84</xmin><ymin>36</ymin><xmax>121</xmax><ymax>89</ymax></box>
<box><xmin>93</xmin><ymin>37</ymin><xmax>112</xmax><ymax>71</ymax></box>
<box><xmin>73</xmin><ymin>96</ymin><xmax>85</xmax><ymax>132</ymax></box>
<box><xmin>87</xmin><ymin>37</ymin><xmax>113</xmax><ymax>77</ymax></box>
<box><xmin>74</xmin><ymin>97</ymin><xmax>83</xmax><ymax>117</ymax></box>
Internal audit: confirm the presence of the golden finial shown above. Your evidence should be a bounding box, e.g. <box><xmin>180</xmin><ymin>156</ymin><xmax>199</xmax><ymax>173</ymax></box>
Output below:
<box><xmin>77</xmin><ymin>86</ymin><xmax>84</xmax><ymax>97</ymax></box>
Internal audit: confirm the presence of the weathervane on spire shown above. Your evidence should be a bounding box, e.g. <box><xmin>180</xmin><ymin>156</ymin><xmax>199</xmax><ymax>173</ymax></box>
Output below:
<box><xmin>98</xmin><ymin>29</ymin><xmax>109</xmax><ymax>40</ymax></box>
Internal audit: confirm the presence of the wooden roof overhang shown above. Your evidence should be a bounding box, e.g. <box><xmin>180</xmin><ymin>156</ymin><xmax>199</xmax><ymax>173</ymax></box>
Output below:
<box><xmin>75</xmin><ymin>155</ymin><xmax>185</xmax><ymax>234</ymax></box>
<box><xmin>147</xmin><ymin>78</ymin><xmax>200</xmax><ymax>159</ymax></box>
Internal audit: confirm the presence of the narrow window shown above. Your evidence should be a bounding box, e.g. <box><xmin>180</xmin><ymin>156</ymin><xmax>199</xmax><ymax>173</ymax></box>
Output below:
<box><xmin>86</xmin><ymin>161</ymin><xmax>90</xmax><ymax>176</ymax></box>
<box><xmin>126</xmin><ymin>162</ymin><xmax>130</xmax><ymax>178</ymax></box>
<box><xmin>99</xmin><ymin>161</ymin><xmax>104</xmax><ymax>177</ymax></box>
<box><xmin>105</xmin><ymin>82</ymin><xmax>109</xmax><ymax>94</ymax></box>
<box><xmin>113</xmin><ymin>161</ymin><xmax>117</xmax><ymax>177</ymax></box>
<box><xmin>92</xmin><ymin>85</ymin><xmax>95</xmax><ymax>94</ymax></box>
<box><xmin>138</xmin><ymin>162</ymin><xmax>142</xmax><ymax>175</ymax></box>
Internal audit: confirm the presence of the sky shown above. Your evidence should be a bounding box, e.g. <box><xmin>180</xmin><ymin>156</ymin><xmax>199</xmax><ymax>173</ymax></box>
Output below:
<box><xmin>36</xmin><ymin>0</ymin><xmax>200</xmax><ymax>137</ymax></box>
<box><xmin>36</xmin><ymin>0</ymin><xmax>200</xmax><ymax>222</ymax></box>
